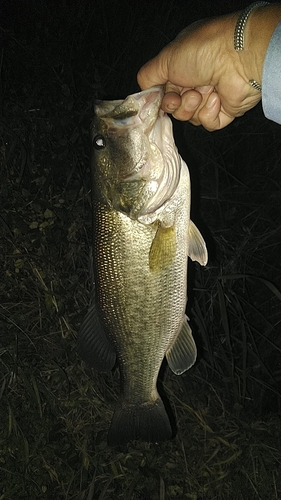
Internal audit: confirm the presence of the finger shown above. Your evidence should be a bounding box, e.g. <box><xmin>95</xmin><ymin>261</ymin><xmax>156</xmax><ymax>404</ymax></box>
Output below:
<box><xmin>170</xmin><ymin>90</ymin><xmax>203</xmax><ymax>120</ymax></box>
<box><xmin>161</xmin><ymin>92</ymin><xmax>182</xmax><ymax>113</ymax></box>
<box><xmin>165</xmin><ymin>87</ymin><xmax>213</xmax><ymax>122</ymax></box>
<box><xmin>194</xmin><ymin>93</ymin><xmax>234</xmax><ymax>130</ymax></box>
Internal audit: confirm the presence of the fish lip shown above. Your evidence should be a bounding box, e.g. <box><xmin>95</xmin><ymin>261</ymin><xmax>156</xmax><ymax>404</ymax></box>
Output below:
<box><xmin>131</xmin><ymin>85</ymin><xmax>164</xmax><ymax>102</ymax></box>
<box><xmin>132</xmin><ymin>86</ymin><xmax>164</xmax><ymax>117</ymax></box>
<box><xmin>95</xmin><ymin>85</ymin><xmax>164</xmax><ymax>131</ymax></box>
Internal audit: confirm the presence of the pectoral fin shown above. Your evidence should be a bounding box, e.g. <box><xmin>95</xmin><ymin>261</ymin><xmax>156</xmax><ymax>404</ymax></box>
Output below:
<box><xmin>77</xmin><ymin>301</ymin><xmax>116</xmax><ymax>372</ymax></box>
<box><xmin>149</xmin><ymin>224</ymin><xmax>176</xmax><ymax>272</ymax></box>
<box><xmin>188</xmin><ymin>220</ymin><xmax>208</xmax><ymax>266</ymax></box>
<box><xmin>166</xmin><ymin>316</ymin><xmax>197</xmax><ymax>375</ymax></box>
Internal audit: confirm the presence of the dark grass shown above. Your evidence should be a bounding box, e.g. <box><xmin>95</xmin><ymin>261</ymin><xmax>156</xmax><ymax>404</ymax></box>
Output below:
<box><xmin>1</xmin><ymin>1</ymin><xmax>281</xmax><ymax>499</ymax></box>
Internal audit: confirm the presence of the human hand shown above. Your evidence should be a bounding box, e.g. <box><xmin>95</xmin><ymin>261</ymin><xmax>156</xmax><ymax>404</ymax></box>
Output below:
<box><xmin>137</xmin><ymin>5</ymin><xmax>281</xmax><ymax>130</ymax></box>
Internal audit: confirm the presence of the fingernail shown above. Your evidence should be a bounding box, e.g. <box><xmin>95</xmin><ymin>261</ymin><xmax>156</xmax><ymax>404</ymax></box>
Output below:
<box><xmin>206</xmin><ymin>94</ymin><xmax>217</xmax><ymax>109</ymax></box>
<box><xmin>166</xmin><ymin>103</ymin><xmax>177</xmax><ymax>112</ymax></box>
<box><xmin>184</xmin><ymin>95</ymin><xmax>200</xmax><ymax>111</ymax></box>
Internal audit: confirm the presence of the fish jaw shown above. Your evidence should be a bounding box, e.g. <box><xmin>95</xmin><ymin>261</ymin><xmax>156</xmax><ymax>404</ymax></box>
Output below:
<box><xmin>95</xmin><ymin>86</ymin><xmax>164</xmax><ymax>135</ymax></box>
<box><xmin>91</xmin><ymin>86</ymin><xmax>181</xmax><ymax>220</ymax></box>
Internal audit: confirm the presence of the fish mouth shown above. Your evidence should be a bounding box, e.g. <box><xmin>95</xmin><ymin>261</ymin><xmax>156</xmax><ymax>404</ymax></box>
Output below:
<box><xmin>95</xmin><ymin>86</ymin><xmax>181</xmax><ymax>219</ymax></box>
<box><xmin>95</xmin><ymin>86</ymin><xmax>164</xmax><ymax>134</ymax></box>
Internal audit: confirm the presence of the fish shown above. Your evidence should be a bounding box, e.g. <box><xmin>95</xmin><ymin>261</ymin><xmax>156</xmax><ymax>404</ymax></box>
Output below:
<box><xmin>77</xmin><ymin>86</ymin><xmax>208</xmax><ymax>446</ymax></box>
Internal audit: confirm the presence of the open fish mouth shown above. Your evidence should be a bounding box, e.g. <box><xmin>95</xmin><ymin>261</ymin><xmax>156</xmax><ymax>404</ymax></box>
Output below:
<box><xmin>94</xmin><ymin>86</ymin><xmax>181</xmax><ymax>220</ymax></box>
<box><xmin>95</xmin><ymin>86</ymin><xmax>164</xmax><ymax>134</ymax></box>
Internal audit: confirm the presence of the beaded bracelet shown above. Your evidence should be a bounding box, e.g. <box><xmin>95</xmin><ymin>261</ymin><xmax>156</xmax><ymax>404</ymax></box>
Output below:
<box><xmin>234</xmin><ymin>1</ymin><xmax>269</xmax><ymax>91</ymax></box>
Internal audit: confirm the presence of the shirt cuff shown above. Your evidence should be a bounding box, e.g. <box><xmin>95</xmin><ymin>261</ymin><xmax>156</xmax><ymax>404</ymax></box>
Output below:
<box><xmin>262</xmin><ymin>21</ymin><xmax>281</xmax><ymax>124</ymax></box>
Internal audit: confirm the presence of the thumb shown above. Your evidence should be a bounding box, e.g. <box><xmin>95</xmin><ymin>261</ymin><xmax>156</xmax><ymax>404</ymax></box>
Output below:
<box><xmin>137</xmin><ymin>54</ymin><xmax>168</xmax><ymax>90</ymax></box>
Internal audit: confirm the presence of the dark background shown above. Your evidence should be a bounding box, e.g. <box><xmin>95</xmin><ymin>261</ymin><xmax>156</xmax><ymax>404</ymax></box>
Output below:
<box><xmin>0</xmin><ymin>1</ymin><xmax>280</xmax><ymax>499</ymax></box>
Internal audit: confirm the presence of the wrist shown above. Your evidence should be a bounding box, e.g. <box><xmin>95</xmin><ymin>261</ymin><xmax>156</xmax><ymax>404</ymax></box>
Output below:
<box><xmin>241</xmin><ymin>3</ymin><xmax>281</xmax><ymax>88</ymax></box>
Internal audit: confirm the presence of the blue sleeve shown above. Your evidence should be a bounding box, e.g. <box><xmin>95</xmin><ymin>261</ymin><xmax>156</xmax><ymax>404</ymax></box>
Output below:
<box><xmin>262</xmin><ymin>21</ymin><xmax>281</xmax><ymax>124</ymax></box>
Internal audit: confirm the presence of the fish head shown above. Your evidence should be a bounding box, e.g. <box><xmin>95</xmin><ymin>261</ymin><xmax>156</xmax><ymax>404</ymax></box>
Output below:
<box><xmin>91</xmin><ymin>86</ymin><xmax>181</xmax><ymax>220</ymax></box>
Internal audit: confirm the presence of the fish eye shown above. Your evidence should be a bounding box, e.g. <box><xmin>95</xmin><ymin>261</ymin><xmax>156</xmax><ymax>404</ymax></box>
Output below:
<box><xmin>93</xmin><ymin>134</ymin><xmax>106</xmax><ymax>150</ymax></box>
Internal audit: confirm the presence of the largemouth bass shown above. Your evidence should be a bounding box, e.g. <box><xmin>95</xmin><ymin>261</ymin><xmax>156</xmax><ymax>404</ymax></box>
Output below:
<box><xmin>77</xmin><ymin>86</ymin><xmax>208</xmax><ymax>446</ymax></box>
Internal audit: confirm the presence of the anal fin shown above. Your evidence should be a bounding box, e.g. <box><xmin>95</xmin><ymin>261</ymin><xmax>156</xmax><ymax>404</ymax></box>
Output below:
<box><xmin>166</xmin><ymin>316</ymin><xmax>197</xmax><ymax>375</ymax></box>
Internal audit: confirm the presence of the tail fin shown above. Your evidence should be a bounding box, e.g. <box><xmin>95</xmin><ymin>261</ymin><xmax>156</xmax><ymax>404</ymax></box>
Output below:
<box><xmin>107</xmin><ymin>397</ymin><xmax>172</xmax><ymax>446</ymax></box>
